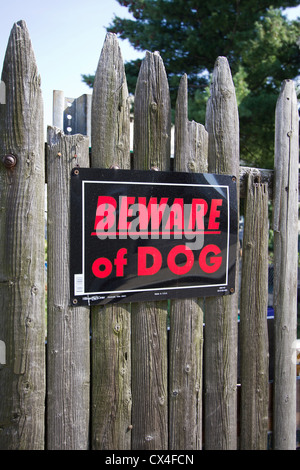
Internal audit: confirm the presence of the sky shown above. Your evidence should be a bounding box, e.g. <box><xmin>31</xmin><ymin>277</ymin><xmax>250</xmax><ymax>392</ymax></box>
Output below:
<box><xmin>0</xmin><ymin>0</ymin><xmax>145</xmax><ymax>132</ymax></box>
<box><xmin>0</xmin><ymin>1</ymin><xmax>299</xmax><ymax>136</ymax></box>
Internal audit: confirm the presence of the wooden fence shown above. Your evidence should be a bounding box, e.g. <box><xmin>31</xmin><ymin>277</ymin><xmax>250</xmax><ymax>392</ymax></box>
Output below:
<box><xmin>0</xmin><ymin>20</ymin><xmax>299</xmax><ymax>451</ymax></box>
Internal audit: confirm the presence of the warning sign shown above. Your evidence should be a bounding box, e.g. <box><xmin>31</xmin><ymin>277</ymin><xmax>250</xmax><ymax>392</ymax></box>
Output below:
<box><xmin>70</xmin><ymin>168</ymin><xmax>237</xmax><ymax>305</ymax></box>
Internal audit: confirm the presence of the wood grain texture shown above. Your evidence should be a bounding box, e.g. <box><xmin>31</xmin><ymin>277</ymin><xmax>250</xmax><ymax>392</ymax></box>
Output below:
<box><xmin>174</xmin><ymin>74</ymin><xmax>208</xmax><ymax>174</ymax></box>
<box><xmin>90</xmin><ymin>33</ymin><xmax>132</xmax><ymax>450</ymax></box>
<box><xmin>273</xmin><ymin>79</ymin><xmax>299</xmax><ymax>450</ymax></box>
<box><xmin>168</xmin><ymin>74</ymin><xmax>206</xmax><ymax>450</ymax></box>
<box><xmin>131</xmin><ymin>301</ymin><xmax>168</xmax><ymax>449</ymax></box>
<box><xmin>91</xmin><ymin>32</ymin><xmax>130</xmax><ymax>170</ymax></box>
<box><xmin>239</xmin><ymin>166</ymin><xmax>273</xmax><ymax>199</ymax></box>
<box><xmin>0</xmin><ymin>21</ymin><xmax>45</xmax><ymax>449</ymax></box>
<box><xmin>133</xmin><ymin>51</ymin><xmax>171</xmax><ymax>171</ymax></box>
<box><xmin>131</xmin><ymin>51</ymin><xmax>170</xmax><ymax>450</ymax></box>
<box><xmin>204</xmin><ymin>57</ymin><xmax>239</xmax><ymax>450</ymax></box>
<box><xmin>46</xmin><ymin>127</ymin><xmax>90</xmax><ymax>449</ymax></box>
<box><xmin>240</xmin><ymin>175</ymin><xmax>269</xmax><ymax>450</ymax></box>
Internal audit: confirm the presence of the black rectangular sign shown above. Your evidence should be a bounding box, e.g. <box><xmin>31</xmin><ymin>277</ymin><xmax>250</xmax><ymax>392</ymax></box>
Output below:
<box><xmin>70</xmin><ymin>168</ymin><xmax>237</xmax><ymax>306</ymax></box>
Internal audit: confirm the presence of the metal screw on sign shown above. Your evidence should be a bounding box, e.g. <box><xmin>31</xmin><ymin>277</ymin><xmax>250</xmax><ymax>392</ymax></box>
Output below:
<box><xmin>2</xmin><ymin>154</ymin><xmax>17</xmax><ymax>168</ymax></box>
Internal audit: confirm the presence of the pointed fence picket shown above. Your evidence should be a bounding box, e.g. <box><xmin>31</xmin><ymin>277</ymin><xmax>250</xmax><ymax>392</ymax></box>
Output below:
<box><xmin>46</xmin><ymin>128</ymin><xmax>90</xmax><ymax>450</ymax></box>
<box><xmin>90</xmin><ymin>33</ymin><xmax>132</xmax><ymax>450</ymax></box>
<box><xmin>168</xmin><ymin>74</ymin><xmax>207</xmax><ymax>450</ymax></box>
<box><xmin>0</xmin><ymin>21</ymin><xmax>45</xmax><ymax>450</ymax></box>
<box><xmin>0</xmin><ymin>22</ymin><xmax>299</xmax><ymax>450</ymax></box>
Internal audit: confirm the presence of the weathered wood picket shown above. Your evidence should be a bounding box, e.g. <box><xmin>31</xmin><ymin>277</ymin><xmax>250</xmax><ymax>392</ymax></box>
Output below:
<box><xmin>0</xmin><ymin>21</ymin><xmax>299</xmax><ymax>451</ymax></box>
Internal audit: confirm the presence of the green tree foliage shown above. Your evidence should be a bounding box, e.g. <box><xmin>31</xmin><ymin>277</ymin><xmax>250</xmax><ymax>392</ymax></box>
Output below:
<box><xmin>83</xmin><ymin>1</ymin><xmax>299</xmax><ymax>168</ymax></box>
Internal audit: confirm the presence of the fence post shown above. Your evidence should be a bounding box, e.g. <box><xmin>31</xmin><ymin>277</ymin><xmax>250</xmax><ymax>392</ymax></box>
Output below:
<box><xmin>0</xmin><ymin>21</ymin><xmax>45</xmax><ymax>449</ymax></box>
<box><xmin>273</xmin><ymin>79</ymin><xmax>299</xmax><ymax>450</ymax></box>
<box><xmin>168</xmin><ymin>74</ymin><xmax>207</xmax><ymax>449</ymax></box>
<box><xmin>204</xmin><ymin>57</ymin><xmax>239</xmax><ymax>449</ymax></box>
<box><xmin>90</xmin><ymin>33</ymin><xmax>131</xmax><ymax>450</ymax></box>
<box><xmin>131</xmin><ymin>51</ymin><xmax>170</xmax><ymax>450</ymax></box>
<box><xmin>240</xmin><ymin>175</ymin><xmax>269</xmax><ymax>449</ymax></box>
<box><xmin>46</xmin><ymin>127</ymin><xmax>90</xmax><ymax>449</ymax></box>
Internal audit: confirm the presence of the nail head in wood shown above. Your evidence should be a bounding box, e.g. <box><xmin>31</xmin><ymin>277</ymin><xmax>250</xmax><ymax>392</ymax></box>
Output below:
<box><xmin>2</xmin><ymin>154</ymin><xmax>17</xmax><ymax>168</ymax></box>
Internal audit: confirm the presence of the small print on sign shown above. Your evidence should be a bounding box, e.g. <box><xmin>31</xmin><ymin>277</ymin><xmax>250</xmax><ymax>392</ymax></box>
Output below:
<box><xmin>70</xmin><ymin>169</ymin><xmax>237</xmax><ymax>306</ymax></box>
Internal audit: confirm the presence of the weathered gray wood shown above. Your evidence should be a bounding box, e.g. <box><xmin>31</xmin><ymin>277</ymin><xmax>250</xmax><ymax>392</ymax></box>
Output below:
<box><xmin>273</xmin><ymin>79</ymin><xmax>299</xmax><ymax>450</ymax></box>
<box><xmin>174</xmin><ymin>74</ymin><xmax>208</xmax><ymax>174</ymax></box>
<box><xmin>131</xmin><ymin>51</ymin><xmax>170</xmax><ymax>450</ymax></box>
<box><xmin>168</xmin><ymin>74</ymin><xmax>207</xmax><ymax>449</ymax></box>
<box><xmin>91</xmin><ymin>32</ymin><xmax>130</xmax><ymax>170</ymax></box>
<box><xmin>133</xmin><ymin>51</ymin><xmax>171</xmax><ymax>171</ymax></box>
<box><xmin>240</xmin><ymin>175</ymin><xmax>269</xmax><ymax>449</ymax></box>
<box><xmin>90</xmin><ymin>33</ymin><xmax>132</xmax><ymax>450</ymax></box>
<box><xmin>0</xmin><ymin>21</ymin><xmax>45</xmax><ymax>449</ymax></box>
<box><xmin>46</xmin><ymin>127</ymin><xmax>90</xmax><ymax>449</ymax></box>
<box><xmin>131</xmin><ymin>301</ymin><xmax>168</xmax><ymax>450</ymax></box>
<box><xmin>239</xmin><ymin>166</ymin><xmax>273</xmax><ymax>199</ymax></box>
<box><xmin>204</xmin><ymin>57</ymin><xmax>239</xmax><ymax>449</ymax></box>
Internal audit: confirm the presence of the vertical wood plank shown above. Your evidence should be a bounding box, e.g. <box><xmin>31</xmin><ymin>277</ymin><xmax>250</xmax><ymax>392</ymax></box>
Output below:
<box><xmin>131</xmin><ymin>51</ymin><xmax>170</xmax><ymax>450</ymax></box>
<box><xmin>174</xmin><ymin>74</ymin><xmax>208</xmax><ymax>174</ymax></box>
<box><xmin>46</xmin><ymin>127</ymin><xmax>90</xmax><ymax>449</ymax></box>
<box><xmin>240</xmin><ymin>175</ymin><xmax>269</xmax><ymax>449</ymax></box>
<box><xmin>204</xmin><ymin>57</ymin><xmax>239</xmax><ymax>449</ymax></box>
<box><xmin>0</xmin><ymin>21</ymin><xmax>45</xmax><ymax>449</ymax></box>
<box><xmin>273</xmin><ymin>79</ymin><xmax>299</xmax><ymax>450</ymax></box>
<box><xmin>169</xmin><ymin>74</ymin><xmax>207</xmax><ymax>449</ymax></box>
<box><xmin>91</xmin><ymin>33</ymin><xmax>132</xmax><ymax>450</ymax></box>
<box><xmin>133</xmin><ymin>51</ymin><xmax>171</xmax><ymax>171</ymax></box>
<box><xmin>91</xmin><ymin>33</ymin><xmax>130</xmax><ymax>170</ymax></box>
